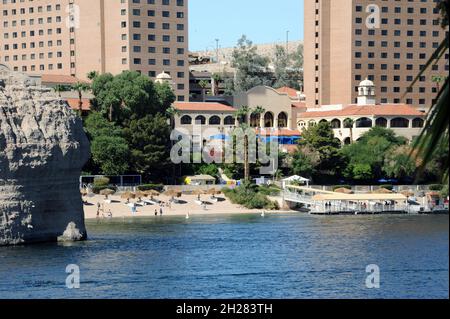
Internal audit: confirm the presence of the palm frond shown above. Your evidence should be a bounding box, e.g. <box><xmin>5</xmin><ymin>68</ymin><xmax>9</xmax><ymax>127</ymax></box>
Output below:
<box><xmin>412</xmin><ymin>78</ymin><xmax>449</xmax><ymax>182</ymax></box>
<box><xmin>402</xmin><ymin>35</ymin><xmax>448</xmax><ymax>100</ymax></box>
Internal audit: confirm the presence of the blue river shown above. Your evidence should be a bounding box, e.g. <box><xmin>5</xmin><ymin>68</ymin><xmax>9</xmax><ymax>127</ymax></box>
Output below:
<box><xmin>0</xmin><ymin>214</ymin><xmax>448</xmax><ymax>299</ymax></box>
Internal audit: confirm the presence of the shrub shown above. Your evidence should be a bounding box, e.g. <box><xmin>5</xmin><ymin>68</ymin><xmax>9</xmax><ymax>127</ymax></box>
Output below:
<box><xmin>222</xmin><ymin>184</ymin><xmax>279</xmax><ymax>210</ymax></box>
<box><xmin>258</xmin><ymin>185</ymin><xmax>281</xmax><ymax>196</ymax></box>
<box><xmin>137</xmin><ymin>184</ymin><xmax>164</xmax><ymax>192</ymax></box>
<box><xmin>379</xmin><ymin>184</ymin><xmax>394</xmax><ymax>191</ymax></box>
<box><xmin>429</xmin><ymin>184</ymin><xmax>444</xmax><ymax>191</ymax></box>
<box><xmin>93</xmin><ymin>177</ymin><xmax>110</xmax><ymax>187</ymax></box>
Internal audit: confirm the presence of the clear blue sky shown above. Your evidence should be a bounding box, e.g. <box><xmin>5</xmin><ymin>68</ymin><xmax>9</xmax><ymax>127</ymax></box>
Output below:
<box><xmin>189</xmin><ymin>0</ymin><xmax>304</xmax><ymax>51</ymax></box>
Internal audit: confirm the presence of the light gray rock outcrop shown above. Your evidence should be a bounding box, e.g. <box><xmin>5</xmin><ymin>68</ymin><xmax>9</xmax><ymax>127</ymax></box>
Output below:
<box><xmin>0</xmin><ymin>67</ymin><xmax>90</xmax><ymax>245</ymax></box>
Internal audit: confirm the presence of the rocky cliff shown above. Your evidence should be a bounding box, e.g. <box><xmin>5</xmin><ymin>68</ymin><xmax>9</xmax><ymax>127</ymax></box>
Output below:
<box><xmin>0</xmin><ymin>68</ymin><xmax>90</xmax><ymax>245</ymax></box>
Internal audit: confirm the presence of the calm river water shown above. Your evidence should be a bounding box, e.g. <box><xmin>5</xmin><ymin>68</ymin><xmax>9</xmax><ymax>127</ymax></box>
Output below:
<box><xmin>0</xmin><ymin>214</ymin><xmax>448</xmax><ymax>299</ymax></box>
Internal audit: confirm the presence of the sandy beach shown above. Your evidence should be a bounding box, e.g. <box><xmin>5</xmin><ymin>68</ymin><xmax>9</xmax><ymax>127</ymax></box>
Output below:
<box><xmin>83</xmin><ymin>194</ymin><xmax>286</xmax><ymax>219</ymax></box>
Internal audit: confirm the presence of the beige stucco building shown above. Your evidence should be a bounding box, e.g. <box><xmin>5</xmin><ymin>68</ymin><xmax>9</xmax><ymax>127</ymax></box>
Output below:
<box><xmin>298</xmin><ymin>79</ymin><xmax>426</xmax><ymax>144</ymax></box>
<box><xmin>173</xmin><ymin>102</ymin><xmax>237</xmax><ymax>137</ymax></box>
<box><xmin>304</xmin><ymin>0</ymin><xmax>449</xmax><ymax>110</ymax></box>
<box><xmin>0</xmin><ymin>0</ymin><xmax>189</xmax><ymax>101</ymax></box>
<box><xmin>233</xmin><ymin>86</ymin><xmax>305</xmax><ymax>131</ymax></box>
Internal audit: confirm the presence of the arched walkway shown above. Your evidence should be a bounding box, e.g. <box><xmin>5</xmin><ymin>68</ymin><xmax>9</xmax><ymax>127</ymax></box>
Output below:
<box><xmin>250</xmin><ymin>113</ymin><xmax>261</xmax><ymax>128</ymax></box>
<box><xmin>391</xmin><ymin>117</ymin><xmax>409</xmax><ymax>128</ymax></box>
<box><xmin>224</xmin><ymin>116</ymin><xmax>235</xmax><ymax>125</ymax></box>
<box><xmin>355</xmin><ymin>117</ymin><xmax>373</xmax><ymax>128</ymax></box>
<box><xmin>180</xmin><ymin>115</ymin><xmax>192</xmax><ymax>125</ymax></box>
<box><xmin>278</xmin><ymin>112</ymin><xmax>288</xmax><ymax>128</ymax></box>
<box><xmin>331</xmin><ymin>119</ymin><xmax>341</xmax><ymax>129</ymax></box>
<box><xmin>375</xmin><ymin>117</ymin><xmax>388</xmax><ymax>128</ymax></box>
<box><xmin>264</xmin><ymin>112</ymin><xmax>274</xmax><ymax>128</ymax></box>
<box><xmin>195</xmin><ymin>115</ymin><xmax>206</xmax><ymax>125</ymax></box>
<box><xmin>412</xmin><ymin>118</ymin><xmax>424</xmax><ymax>128</ymax></box>
<box><xmin>209</xmin><ymin>116</ymin><xmax>221</xmax><ymax>125</ymax></box>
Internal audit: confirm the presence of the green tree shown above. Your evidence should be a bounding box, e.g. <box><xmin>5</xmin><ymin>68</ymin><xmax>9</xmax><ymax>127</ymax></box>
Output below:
<box><xmin>273</xmin><ymin>45</ymin><xmax>303</xmax><ymax>90</ymax></box>
<box><xmin>351</xmin><ymin>163</ymin><xmax>373</xmax><ymax>181</ymax></box>
<box><xmin>123</xmin><ymin>114</ymin><xmax>172</xmax><ymax>181</ymax></box>
<box><xmin>383</xmin><ymin>145</ymin><xmax>417</xmax><ymax>180</ymax></box>
<box><xmin>211</xmin><ymin>73</ymin><xmax>222</xmax><ymax>96</ymax></box>
<box><xmin>341</xmin><ymin>127</ymin><xmax>407</xmax><ymax>181</ymax></box>
<box><xmin>196</xmin><ymin>164</ymin><xmax>219</xmax><ymax>177</ymax></box>
<box><xmin>87</xmin><ymin>71</ymin><xmax>99</xmax><ymax>81</ymax></box>
<box><xmin>91</xmin><ymin>71</ymin><xmax>173</xmax><ymax>124</ymax></box>
<box><xmin>273</xmin><ymin>45</ymin><xmax>290</xmax><ymax>89</ymax></box>
<box><xmin>300</xmin><ymin>122</ymin><xmax>344</xmax><ymax>176</ymax></box>
<box><xmin>291</xmin><ymin>148</ymin><xmax>317</xmax><ymax>178</ymax></box>
<box><xmin>155</xmin><ymin>82</ymin><xmax>176</xmax><ymax>111</ymax></box>
<box><xmin>231</xmin><ymin>35</ymin><xmax>272</xmax><ymax>92</ymax></box>
<box><xmin>53</xmin><ymin>84</ymin><xmax>67</xmax><ymax>97</ymax></box>
<box><xmin>84</xmin><ymin>112</ymin><xmax>129</xmax><ymax>175</ymax></box>
<box><xmin>90</xmin><ymin>136</ymin><xmax>130</xmax><ymax>175</ymax></box>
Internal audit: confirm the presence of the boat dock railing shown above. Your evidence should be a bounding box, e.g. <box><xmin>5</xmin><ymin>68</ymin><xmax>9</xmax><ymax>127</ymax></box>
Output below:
<box><xmin>282</xmin><ymin>188</ymin><xmax>417</xmax><ymax>214</ymax></box>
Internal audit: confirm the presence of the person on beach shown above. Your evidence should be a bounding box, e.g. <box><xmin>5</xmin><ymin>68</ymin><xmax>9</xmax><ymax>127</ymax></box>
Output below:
<box><xmin>96</xmin><ymin>202</ymin><xmax>101</xmax><ymax>218</ymax></box>
<box><xmin>160</xmin><ymin>208</ymin><xmax>163</xmax><ymax>216</ymax></box>
<box><xmin>154</xmin><ymin>209</ymin><xmax>158</xmax><ymax>216</ymax></box>
<box><xmin>131</xmin><ymin>205</ymin><xmax>136</xmax><ymax>216</ymax></box>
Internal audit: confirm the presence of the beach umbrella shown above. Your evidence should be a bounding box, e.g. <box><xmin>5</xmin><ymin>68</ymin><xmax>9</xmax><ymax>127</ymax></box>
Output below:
<box><xmin>334</xmin><ymin>187</ymin><xmax>354</xmax><ymax>194</ymax></box>
<box><xmin>100</xmin><ymin>189</ymin><xmax>115</xmax><ymax>196</ymax></box>
<box><xmin>192</xmin><ymin>189</ymin><xmax>207</xmax><ymax>196</ymax></box>
<box><xmin>121</xmin><ymin>192</ymin><xmax>136</xmax><ymax>200</ymax></box>
<box><xmin>145</xmin><ymin>190</ymin><xmax>161</xmax><ymax>196</ymax></box>
<box><xmin>164</xmin><ymin>190</ymin><xmax>182</xmax><ymax>198</ymax></box>
<box><xmin>135</xmin><ymin>191</ymin><xmax>147</xmax><ymax>198</ymax></box>
<box><xmin>207</xmin><ymin>188</ymin><xmax>219</xmax><ymax>195</ymax></box>
<box><xmin>372</xmin><ymin>188</ymin><xmax>393</xmax><ymax>194</ymax></box>
<box><xmin>400</xmin><ymin>190</ymin><xmax>415</xmax><ymax>197</ymax></box>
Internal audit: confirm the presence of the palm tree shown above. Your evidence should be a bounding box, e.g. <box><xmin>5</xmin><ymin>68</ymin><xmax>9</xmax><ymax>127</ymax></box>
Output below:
<box><xmin>211</xmin><ymin>73</ymin><xmax>222</xmax><ymax>96</ymax></box>
<box><xmin>252</xmin><ymin>105</ymin><xmax>266</xmax><ymax>129</ymax></box>
<box><xmin>405</xmin><ymin>1</ymin><xmax>449</xmax><ymax>182</ymax></box>
<box><xmin>87</xmin><ymin>71</ymin><xmax>99</xmax><ymax>81</ymax></box>
<box><xmin>344</xmin><ymin>118</ymin><xmax>355</xmax><ymax>144</ymax></box>
<box><xmin>72</xmin><ymin>81</ymin><xmax>90</xmax><ymax>113</ymax></box>
<box><xmin>431</xmin><ymin>75</ymin><xmax>446</xmax><ymax>92</ymax></box>
<box><xmin>198</xmin><ymin>80</ymin><xmax>209</xmax><ymax>102</ymax></box>
<box><xmin>236</xmin><ymin>105</ymin><xmax>250</xmax><ymax>126</ymax></box>
<box><xmin>235</xmin><ymin>106</ymin><xmax>251</xmax><ymax>182</ymax></box>
<box><xmin>53</xmin><ymin>84</ymin><xmax>67</xmax><ymax>97</ymax></box>
<box><xmin>165</xmin><ymin>106</ymin><xmax>180</xmax><ymax>129</ymax></box>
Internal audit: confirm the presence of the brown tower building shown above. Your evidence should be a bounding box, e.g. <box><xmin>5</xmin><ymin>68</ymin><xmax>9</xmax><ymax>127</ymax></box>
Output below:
<box><xmin>304</xmin><ymin>0</ymin><xmax>449</xmax><ymax>110</ymax></box>
<box><xmin>0</xmin><ymin>0</ymin><xmax>189</xmax><ymax>101</ymax></box>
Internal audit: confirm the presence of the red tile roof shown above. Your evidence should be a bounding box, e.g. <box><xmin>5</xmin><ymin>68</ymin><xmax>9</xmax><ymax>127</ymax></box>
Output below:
<box><xmin>41</xmin><ymin>74</ymin><xmax>87</xmax><ymax>85</ymax></box>
<box><xmin>65</xmin><ymin>98</ymin><xmax>92</xmax><ymax>111</ymax></box>
<box><xmin>298</xmin><ymin>104</ymin><xmax>425</xmax><ymax>119</ymax></box>
<box><xmin>174</xmin><ymin>102</ymin><xmax>236</xmax><ymax>112</ymax></box>
<box><xmin>256</xmin><ymin>128</ymin><xmax>301</xmax><ymax>136</ymax></box>
<box><xmin>276</xmin><ymin>87</ymin><xmax>299</xmax><ymax>98</ymax></box>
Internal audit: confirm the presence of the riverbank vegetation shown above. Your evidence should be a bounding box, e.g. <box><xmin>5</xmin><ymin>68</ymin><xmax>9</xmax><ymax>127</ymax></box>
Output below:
<box><xmin>223</xmin><ymin>183</ymin><xmax>280</xmax><ymax>210</ymax></box>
